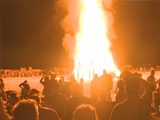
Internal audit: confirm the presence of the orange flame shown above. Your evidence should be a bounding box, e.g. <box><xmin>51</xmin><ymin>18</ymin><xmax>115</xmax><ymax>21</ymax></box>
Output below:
<box><xmin>62</xmin><ymin>0</ymin><xmax>120</xmax><ymax>81</ymax></box>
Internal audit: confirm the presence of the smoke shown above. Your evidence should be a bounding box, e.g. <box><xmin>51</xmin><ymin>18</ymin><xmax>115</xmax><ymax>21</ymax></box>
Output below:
<box><xmin>61</xmin><ymin>0</ymin><xmax>82</xmax><ymax>58</ymax></box>
<box><xmin>103</xmin><ymin>0</ymin><xmax>116</xmax><ymax>41</ymax></box>
<box><xmin>61</xmin><ymin>0</ymin><xmax>115</xmax><ymax>57</ymax></box>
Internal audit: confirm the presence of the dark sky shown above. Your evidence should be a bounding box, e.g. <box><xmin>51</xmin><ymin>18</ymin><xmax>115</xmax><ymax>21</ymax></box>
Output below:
<box><xmin>112</xmin><ymin>0</ymin><xmax>160</xmax><ymax>67</ymax></box>
<box><xmin>0</xmin><ymin>0</ymin><xmax>160</xmax><ymax>69</ymax></box>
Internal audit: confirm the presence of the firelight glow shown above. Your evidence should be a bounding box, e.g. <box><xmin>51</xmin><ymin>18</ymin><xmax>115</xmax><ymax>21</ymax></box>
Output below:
<box><xmin>73</xmin><ymin>0</ymin><xmax>120</xmax><ymax>81</ymax></box>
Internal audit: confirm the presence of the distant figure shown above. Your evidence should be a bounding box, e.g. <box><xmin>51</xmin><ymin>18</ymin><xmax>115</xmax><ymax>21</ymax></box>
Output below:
<box><xmin>90</xmin><ymin>74</ymin><xmax>99</xmax><ymax>102</ymax></box>
<box><xmin>147</xmin><ymin>70</ymin><xmax>157</xmax><ymax>112</ymax></box>
<box><xmin>80</xmin><ymin>78</ymin><xmax>84</xmax><ymax>89</ymax></box>
<box><xmin>100</xmin><ymin>70</ymin><xmax>113</xmax><ymax>101</ymax></box>
<box><xmin>59</xmin><ymin>76</ymin><xmax>65</xmax><ymax>87</ymax></box>
<box><xmin>73</xmin><ymin>104</ymin><xmax>98</xmax><ymax>120</ymax></box>
<box><xmin>147</xmin><ymin>70</ymin><xmax>156</xmax><ymax>91</ymax></box>
<box><xmin>29</xmin><ymin>95</ymin><xmax>61</xmax><ymax>120</ymax></box>
<box><xmin>50</xmin><ymin>74</ymin><xmax>58</xmax><ymax>88</ymax></box>
<box><xmin>19</xmin><ymin>80</ymin><xmax>30</xmax><ymax>99</ymax></box>
<box><xmin>12</xmin><ymin>99</ymin><xmax>39</xmax><ymax>120</ymax></box>
<box><xmin>59</xmin><ymin>76</ymin><xmax>71</xmax><ymax>98</ymax></box>
<box><xmin>154</xmin><ymin>79</ymin><xmax>160</xmax><ymax>116</ymax></box>
<box><xmin>40</xmin><ymin>76</ymin><xmax>52</xmax><ymax>99</ymax></box>
<box><xmin>0</xmin><ymin>79</ymin><xmax>5</xmax><ymax>90</ymax></box>
<box><xmin>0</xmin><ymin>79</ymin><xmax>7</xmax><ymax>101</ymax></box>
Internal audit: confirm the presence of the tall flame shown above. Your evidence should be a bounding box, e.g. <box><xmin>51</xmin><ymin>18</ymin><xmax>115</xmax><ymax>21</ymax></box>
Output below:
<box><xmin>62</xmin><ymin>0</ymin><xmax>120</xmax><ymax>81</ymax></box>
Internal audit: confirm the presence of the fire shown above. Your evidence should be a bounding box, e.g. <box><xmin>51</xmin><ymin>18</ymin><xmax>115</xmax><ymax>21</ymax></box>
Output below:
<box><xmin>62</xmin><ymin>0</ymin><xmax>120</xmax><ymax>81</ymax></box>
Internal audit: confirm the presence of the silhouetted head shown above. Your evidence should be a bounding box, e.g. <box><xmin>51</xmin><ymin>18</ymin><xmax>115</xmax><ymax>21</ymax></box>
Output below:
<box><xmin>51</xmin><ymin>73</ymin><xmax>56</xmax><ymax>79</ymax></box>
<box><xmin>73</xmin><ymin>104</ymin><xmax>98</xmax><ymax>120</ymax></box>
<box><xmin>151</xmin><ymin>70</ymin><xmax>155</xmax><ymax>76</ymax></box>
<box><xmin>24</xmin><ymin>80</ymin><xmax>27</xmax><ymax>83</ymax></box>
<box><xmin>12</xmin><ymin>99</ymin><xmax>39</xmax><ymax>120</ymax></box>
<box><xmin>126</xmin><ymin>76</ymin><xmax>140</xmax><ymax>96</ymax></box>
<box><xmin>9</xmin><ymin>92</ymin><xmax>18</xmax><ymax>98</ymax></box>
<box><xmin>30</xmin><ymin>89</ymin><xmax>40</xmax><ymax>96</ymax></box>
<box><xmin>0</xmin><ymin>79</ymin><xmax>4</xmax><ymax>83</ymax></box>
<box><xmin>29</xmin><ymin>95</ymin><xmax>41</xmax><ymax>105</ymax></box>
<box><xmin>120</xmin><ymin>70</ymin><xmax>132</xmax><ymax>81</ymax></box>
<box><xmin>94</xmin><ymin>74</ymin><xmax>98</xmax><ymax>79</ymax></box>
<box><xmin>103</xmin><ymin>69</ymin><xmax>107</xmax><ymax>75</ymax></box>
<box><xmin>44</xmin><ymin>76</ymin><xmax>50</xmax><ymax>81</ymax></box>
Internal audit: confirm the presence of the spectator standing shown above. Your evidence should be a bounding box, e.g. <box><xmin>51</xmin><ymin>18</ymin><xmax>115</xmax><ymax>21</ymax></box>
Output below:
<box><xmin>19</xmin><ymin>80</ymin><xmax>30</xmax><ymax>99</ymax></box>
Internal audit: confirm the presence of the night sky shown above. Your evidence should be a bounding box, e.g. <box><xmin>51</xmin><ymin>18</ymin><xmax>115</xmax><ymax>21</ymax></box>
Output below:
<box><xmin>0</xmin><ymin>0</ymin><xmax>160</xmax><ymax>69</ymax></box>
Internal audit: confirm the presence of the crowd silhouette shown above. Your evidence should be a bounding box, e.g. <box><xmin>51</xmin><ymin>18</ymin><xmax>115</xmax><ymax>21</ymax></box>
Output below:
<box><xmin>0</xmin><ymin>69</ymin><xmax>160</xmax><ymax>120</ymax></box>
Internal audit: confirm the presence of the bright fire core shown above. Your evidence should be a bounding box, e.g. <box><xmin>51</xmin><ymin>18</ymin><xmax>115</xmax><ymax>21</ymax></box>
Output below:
<box><xmin>73</xmin><ymin>0</ymin><xmax>120</xmax><ymax>81</ymax></box>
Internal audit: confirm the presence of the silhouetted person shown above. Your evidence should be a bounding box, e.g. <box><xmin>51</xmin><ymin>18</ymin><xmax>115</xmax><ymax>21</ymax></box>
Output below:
<box><xmin>115</xmin><ymin>79</ymin><xmax>126</xmax><ymax>104</ymax></box>
<box><xmin>12</xmin><ymin>99</ymin><xmax>39</xmax><ymax>120</ymax></box>
<box><xmin>29</xmin><ymin>95</ymin><xmax>61</xmax><ymax>120</ymax></box>
<box><xmin>100</xmin><ymin>70</ymin><xmax>113</xmax><ymax>101</ymax></box>
<box><xmin>95</xmin><ymin>88</ymin><xmax>113</xmax><ymax>120</ymax></box>
<box><xmin>110</xmin><ymin>75</ymin><xmax>151</xmax><ymax>120</ymax></box>
<box><xmin>146</xmin><ymin>69</ymin><xmax>157</xmax><ymax>112</ymax></box>
<box><xmin>139</xmin><ymin>78</ymin><xmax>155</xmax><ymax>119</ymax></box>
<box><xmin>120</xmin><ymin>70</ymin><xmax>132</xmax><ymax>81</ymax></box>
<box><xmin>60</xmin><ymin>81</ymin><xmax>71</xmax><ymax>98</ymax></box>
<box><xmin>154</xmin><ymin>79</ymin><xmax>160</xmax><ymax>116</ymax></box>
<box><xmin>73</xmin><ymin>104</ymin><xmax>98</xmax><ymax>120</ymax></box>
<box><xmin>45</xmin><ymin>82</ymin><xmax>67</xmax><ymax>120</ymax></box>
<box><xmin>40</xmin><ymin>76</ymin><xmax>52</xmax><ymax>99</ymax></box>
<box><xmin>59</xmin><ymin>76</ymin><xmax>65</xmax><ymax>87</ymax></box>
<box><xmin>0</xmin><ymin>79</ymin><xmax>7</xmax><ymax>101</ymax></box>
<box><xmin>29</xmin><ymin>88</ymin><xmax>40</xmax><ymax>97</ymax></box>
<box><xmin>90</xmin><ymin>74</ymin><xmax>99</xmax><ymax>103</ymax></box>
<box><xmin>6</xmin><ymin>92</ymin><xmax>19</xmax><ymax>115</ymax></box>
<box><xmin>0</xmin><ymin>98</ymin><xmax>11</xmax><ymax>120</ymax></box>
<box><xmin>147</xmin><ymin>70</ymin><xmax>156</xmax><ymax>91</ymax></box>
<box><xmin>50</xmin><ymin>74</ymin><xmax>58</xmax><ymax>90</ymax></box>
<box><xmin>65</xmin><ymin>83</ymin><xmax>92</xmax><ymax>120</ymax></box>
<box><xmin>19</xmin><ymin>80</ymin><xmax>30</xmax><ymax>99</ymax></box>
<box><xmin>114</xmin><ymin>70</ymin><xmax>132</xmax><ymax>94</ymax></box>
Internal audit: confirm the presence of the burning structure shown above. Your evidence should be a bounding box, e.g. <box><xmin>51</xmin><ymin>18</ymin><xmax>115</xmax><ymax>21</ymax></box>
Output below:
<box><xmin>62</xmin><ymin>0</ymin><xmax>120</xmax><ymax>81</ymax></box>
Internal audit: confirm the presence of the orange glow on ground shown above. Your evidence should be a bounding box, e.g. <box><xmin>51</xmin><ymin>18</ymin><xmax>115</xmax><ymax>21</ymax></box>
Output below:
<box><xmin>73</xmin><ymin>0</ymin><xmax>120</xmax><ymax>81</ymax></box>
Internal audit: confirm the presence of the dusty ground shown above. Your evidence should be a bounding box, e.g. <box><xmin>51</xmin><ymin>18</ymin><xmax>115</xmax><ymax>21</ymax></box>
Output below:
<box><xmin>2</xmin><ymin>71</ymin><xmax>160</xmax><ymax>95</ymax></box>
<box><xmin>3</xmin><ymin>76</ymin><xmax>43</xmax><ymax>94</ymax></box>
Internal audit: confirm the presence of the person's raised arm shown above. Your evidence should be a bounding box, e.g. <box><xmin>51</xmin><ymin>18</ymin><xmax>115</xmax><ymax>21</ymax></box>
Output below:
<box><xmin>40</xmin><ymin>76</ymin><xmax>45</xmax><ymax>85</ymax></box>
